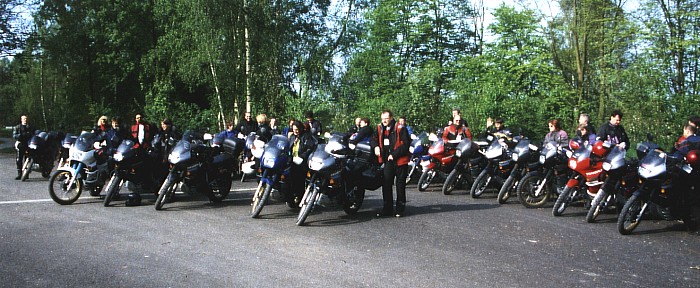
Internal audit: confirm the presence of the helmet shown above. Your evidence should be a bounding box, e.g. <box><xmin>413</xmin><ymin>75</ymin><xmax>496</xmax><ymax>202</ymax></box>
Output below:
<box><xmin>242</xmin><ymin>161</ymin><xmax>256</xmax><ymax>175</ymax></box>
<box><xmin>125</xmin><ymin>193</ymin><xmax>142</xmax><ymax>206</ymax></box>
<box><xmin>592</xmin><ymin>141</ymin><xmax>607</xmax><ymax>157</ymax></box>
<box><xmin>687</xmin><ymin>150</ymin><xmax>700</xmax><ymax>169</ymax></box>
<box><xmin>569</xmin><ymin>139</ymin><xmax>580</xmax><ymax>151</ymax></box>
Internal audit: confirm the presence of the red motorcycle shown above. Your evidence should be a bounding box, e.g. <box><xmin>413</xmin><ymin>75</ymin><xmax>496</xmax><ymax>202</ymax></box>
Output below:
<box><xmin>552</xmin><ymin>140</ymin><xmax>610</xmax><ymax>216</ymax></box>
<box><xmin>417</xmin><ymin>138</ymin><xmax>459</xmax><ymax>191</ymax></box>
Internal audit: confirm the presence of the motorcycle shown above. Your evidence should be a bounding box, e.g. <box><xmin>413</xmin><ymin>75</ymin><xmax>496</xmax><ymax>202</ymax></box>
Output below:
<box><xmin>20</xmin><ymin>131</ymin><xmax>61</xmax><ymax>181</ymax></box>
<box><xmin>516</xmin><ymin>141</ymin><xmax>570</xmax><ymax>208</ymax></box>
<box><xmin>441</xmin><ymin>137</ymin><xmax>483</xmax><ymax>195</ymax></box>
<box><xmin>296</xmin><ymin>134</ymin><xmax>371</xmax><ymax>226</ymax></box>
<box><xmin>552</xmin><ymin>140</ymin><xmax>609</xmax><ymax>216</ymax></box>
<box><xmin>417</xmin><ymin>138</ymin><xmax>459</xmax><ymax>191</ymax></box>
<box><xmin>617</xmin><ymin>142</ymin><xmax>699</xmax><ymax>235</ymax></box>
<box><xmin>497</xmin><ymin>138</ymin><xmax>540</xmax><ymax>204</ymax></box>
<box><xmin>586</xmin><ymin>146</ymin><xmax>638</xmax><ymax>222</ymax></box>
<box><xmin>470</xmin><ymin>138</ymin><xmax>515</xmax><ymax>198</ymax></box>
<box><xmin>154</xmin><ymin>132</ymin><xmax>239</xmax><ymax>210</ymax></box>
<box><xmin>406</xmin><ymin>132</ymin><xmax>430</xmax><ymax>184</ymax></box>
<box><xmin>57</xmin><ymin>133</ymin><xmax>78</xmax><ymax>168</ymax></box>
<box><xmin>48</xmin><ymin>131</ymin><xmax>110</xmax><ymax>204</ymax></box>
<box><xmin>103</xmin><ymin>138</ymin><xmax>160</xmax><ymax>206</ymax></box>
<box><xmin>250</xmin><ymin>134</ymin><xmax>291</xmax><ymax>218</ymax></box>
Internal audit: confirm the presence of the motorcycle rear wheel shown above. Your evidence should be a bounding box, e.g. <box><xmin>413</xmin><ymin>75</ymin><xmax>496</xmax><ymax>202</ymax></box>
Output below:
<box><xmin>21</xmin><ymin>158</ymin><xmax>32</xmax><ymax>181</ymax></box>
<box><xmin>103</xmin><ymin>173</ymin><xmax>123</xmax><ymax>207</ymax></box>
<box><xmin>417</xmin><ymin>170</ymin><xmax>433</xmax><ymax>192</ymax></box>
<box><xmin>517</xmin><ymin>172</ymin><xmax>550</xmax><ymax>208</ymax></box>
<box><xmin>497</xmin><ymin>175</ymin><xmax>516</xmax><ymax>204</ymax></box>
<box><xmin>470</xmin><ymin>170</ymin><xmax>490</xmax><ymax>199</ymax></box>
<box><xmin>442</xmin><ymin>169</ymin><xmax>459</xmax><ymax>195</ymax></box>
<box><xmin>251</xmin><ymin>181</ymin><xmax>272</xmax><ymax>218</ymax></box>
<box><xmin>586</xmin><ymin>190</ymin><xmax>608</xmax><ymax>223</ymax></box>
<box><xmin>155</xmin><ymin>175</ymin><xmax>177</xmax><ymax>210</ymax></box>
<box><xmin>617</xmin><ymin>194</ymin><xmax>643</xmax><ymax>235</ymax></box>
<box><xmin>552</xmin><ymin>186</ymin><xmax>574</xmax><ymax>216</ymax></box>
<box><xmin>343</xmin><ymin>185</ymin><xmax>365</xmax><ymax>215</ymax></box>
<box><xmin>208</xmin><ymin>173</ymin><xmax>232</xmax><ymax>203</ymax></box>
<box><xmin>296</xmin><ymin>183</ymin><xmax>319</xmax><ymax>226</ymax></box>
<box><xmin>49</xmin><ymin>170</ymin><xmax>82</xmax><ymax>205</ymax></box>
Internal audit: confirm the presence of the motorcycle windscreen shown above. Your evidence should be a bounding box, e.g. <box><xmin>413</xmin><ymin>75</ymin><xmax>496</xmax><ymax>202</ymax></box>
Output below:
<box><xmin>167</xmin><ymin>140</ymin><xmax>192</xmax><ymax>165</ymax></box>
<box><xmin>484</xmin><ymin>140</ymin><xmax>504</xmax><ymax>159</ymax></box>
<box><xmin>603</xmin><ymin>146</ymin><xmax>626</xmax><ymax>171</ymax></box>
<box><xmin>637</xmin><ymin>149</ymin><xmax>667</xmax><ymax>179</ymax></box>
<box><xmin>512</xmin><ymin>138</ymin><xmax>530</xmax><ymax>159</ymax></box>
<box><xmin>428</xmin><ymin>139</ymin><xmax>445</xmax><ymax>156</ymax></box>
<box><xmin>75</xmin><ymin>132</ymin><xmax>98</xmax><ymax>152</ymax></box>
<box><xmin>268</xmin><ymin>135</ymin><xmax>290</xmax><ymax>152</ymax></box>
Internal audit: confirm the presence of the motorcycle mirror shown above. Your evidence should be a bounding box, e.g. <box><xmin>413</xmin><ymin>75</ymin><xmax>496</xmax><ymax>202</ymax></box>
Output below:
<box><xmin>428</xmin><ymin>133</ymin><xmax>438</xmax><ymax>142</ymax></box>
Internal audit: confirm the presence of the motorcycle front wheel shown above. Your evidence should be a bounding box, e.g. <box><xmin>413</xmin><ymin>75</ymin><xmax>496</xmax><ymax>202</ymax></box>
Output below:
<box><xmin>251</xmin><ymin>181</ymin><xmax>273</xmax><ymax>218</ymax></box>
<box><xmin>552</xmin><ymin>186</ymin><xmax>574</xmax><ymax>216</ymax></box>
<box><xmin>617</xmin><ymin>194</ymin><xmax>643</xmax><ymax>235</ymax></box>
<box><xmin>155</xmin><ymin>174</ymin><xmax>178</xmax><ymax>210</ymax></box>
<box><xmin>103</xmin><ymin>173</ymin><xmax>123</xmax><ymax>207</ymax></box>
<box><xmin>296</xmin><ymin>182</ymin><xmax>319</xmax><ymax>226</ymax></box>
<box><xmin>21</xmin><ymin>158</ymin><xmax>32</xmax><ymax>181</ymax></box>
<box><xmin>417</xmin><ymin>170</ymin><xmax>434</xmax><ymax>192</ymax></box>
<box><xmin>497</xmin><ymin>174</ymin><xmax>516</xmax><ymax>204</ymax></box>
<box><xmin>442</xmin><ymin>169</ymin><xmax>460</xmax><ymax>195</ymax></box>
<box><xmin>48</xmin><ymin>170</ymin><xmax>82</xmax><ymax>205</ymax></box>
<box><xmin>470</xmin><ymin>170</ymin><xmax>490</xmax><ymax>198</ymax></box>
<box><xmin>586</xmin><ymin>190</ymin><xmax>608</xmax><ymax>223</ymax></box>
<box><xmin>517</xmin><ymin>172</ymin><xmax>550</xmax><ymax>208</ymax></box>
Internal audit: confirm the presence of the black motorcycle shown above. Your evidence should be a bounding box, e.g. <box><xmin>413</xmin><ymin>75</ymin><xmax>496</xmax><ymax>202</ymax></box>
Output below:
<box><xmin>586</xmin><ymin>146</ymin><xmax>638</xmax><ymax>222</ymax></box>
<box><xmin>516</xmin><ymin>141</ymin><xmax>570</xmax><ymax>208</ymax></box>
<box><xmin>154</xmin><ymin>132</ymin><xmax>240</xmax><ymax>210</ymax></box>
<box><xmin>103</xmin><ymin>138</ymin><xmax>160</xmax><ymax>206</ymax></box>
<box><xmin>250</xmin><ymin>134</ymin><xmax>291</xmax><ymax>218</ymax></box>
<box><xmin>20</xmin><ymin>131</ymin><xmax>61</xmax><ymax>181</ymax></box>
<box><xmin>470</xmin><ymin>139</ymin><xmax>515</xmax><ymax>198</ymax></box>
<box><xmin>497</xmin><ymin>138</ymin><xmax>540</xmax><ymax>204</ymax></box>
<box><xmin>441</xmin><ymin>137</ymin><xmax>483</xmax><ymax>195</ymax></box>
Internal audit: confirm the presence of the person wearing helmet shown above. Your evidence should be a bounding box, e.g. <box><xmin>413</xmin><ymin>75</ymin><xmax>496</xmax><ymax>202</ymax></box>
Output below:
<box><xmin>12</xmin><ymin>114</ymin><xmax>32</xmax><ymax>180</ymax></box>
<box><xmin>597</xmin><ymin>110</ymin><xmax>630</xmax><ymax>149</ymax></box>
<box><xmin>544</xmin><ymin>119</ymin><xmax>569</xmax><ymax>146</ymax></box>
<box><xmin>287</xmin><ymin>121</ymin><xmax>318</xmax><ymax>208</ymax></box>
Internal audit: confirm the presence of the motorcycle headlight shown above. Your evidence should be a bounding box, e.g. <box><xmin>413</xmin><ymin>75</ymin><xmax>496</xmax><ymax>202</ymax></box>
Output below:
<box><xmin>566</xmin><ymin>150</ymin><xmax>573</xmax><ymax>158</ymax></box>
<box><xmin>263</xmin><ymin>157</ymin><xmax>275</xmax><ymax>168</ymax></box>
<box><xmin>252</xmin><ymin>146</ymin><xmax>264</xmax><ymax>159</ymax></box>
<box><xmin>309</xmin><ymin>159</ymin><xmax>322</xmax><ymax>171</ymax></box>
<box><xmin>168</xmin><ymin>152</ymin><xmax>181</xmax><ymax>164</ymax></box>
<box><xmin>456</xmin><ymin>150</ymin><xmax>462</xmax><ymax>157</ymax></box>
<box><xmin>409</xmin><ymin>146</ymin><xmax>415</xmax><ymax>154</ymax></box>
<box><xmin>528</xmin><ymin>144</ymin><xmax>539</xmax><ymax>151</ymax></box>
<box><xmin>28</xmin><ymin>144</ymin><xmax>37</xmax><ymax>150</ymax></box>
<box><xmin>114</xmin><ymin>152</ymin><xmax>124</xmax><ymax>162</ymax></box>
<box><xmin>602</xmin><ymin>162</ymin><xmax>612</xmax><ymax>171</ymax></box>
<box><xmin>568</xmin><ymin>159</ymin><xmax>577</xmax><ymax>170</ymax></box>
<box><xmin>539</xmin><ymin>155</ymin><xmax>546</xmax><ymax>164</ymax></box>
<box><xmin>512</xmin><ymin>153</ymin><xmax>519</xmax><ymax>161</ymax></box>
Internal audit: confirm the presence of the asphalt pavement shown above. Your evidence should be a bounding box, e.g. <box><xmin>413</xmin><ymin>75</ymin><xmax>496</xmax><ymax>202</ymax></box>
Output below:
<box><xmin>0</xmin><ymin>153</ymin><xmax>698</xmax><ymax>287</ymax></box>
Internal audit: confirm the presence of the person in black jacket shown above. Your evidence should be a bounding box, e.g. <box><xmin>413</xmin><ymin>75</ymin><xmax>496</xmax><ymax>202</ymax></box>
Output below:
<box><xmin>236</xmin><ymin>112</ymin><xmax>257</xmax><ymax>137</ymax></box>
<box><xmin>350</xmin><ymin>118</ymin><xmax>373</xmax><ymax>145</ymax></box>
<box><xmin>372</xmin><ymin>110</ymin><xmax>411</xmax><ymax>217</ymax></box>
<box><xmin>12</xmin><ymin>114</ymin><xmax>33</xmax><ymax>180</ymax></box>
<box><xmin>305</xmin><ymin>111</ymin><xmax>322</xmax><ymax>136</ymax></box>
<box><xmin>287</xmin><ymin>121</ymin><xmax>318</xmax><ymax>207</ymax></box>
<box><xmin>597</xmin><ymin>109</ymin><xmax>630</xmax><ymax>149</ymax></box>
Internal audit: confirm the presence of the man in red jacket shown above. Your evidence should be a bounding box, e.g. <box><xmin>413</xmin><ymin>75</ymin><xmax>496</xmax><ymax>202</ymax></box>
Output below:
<box><xmin>372</xmin><ymin>110</ymin><xmax>411</xmax><ymax>217</ymax></box>
<box><xmin>130</xmin><ymin>113</ymin><xmax>152</xmax><ymax>150</ymax></box>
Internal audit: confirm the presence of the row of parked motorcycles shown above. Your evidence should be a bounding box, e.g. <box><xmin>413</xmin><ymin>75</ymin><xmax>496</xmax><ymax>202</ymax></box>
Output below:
<box><xmin>405</xmin><ymin>131</ymin><xmax>700</xmax><ymax>235</ymax></box>
<box><xmin>17</xmin><ymin>127</ymin><xmax>699</xmax><ymax>233</ymax></box>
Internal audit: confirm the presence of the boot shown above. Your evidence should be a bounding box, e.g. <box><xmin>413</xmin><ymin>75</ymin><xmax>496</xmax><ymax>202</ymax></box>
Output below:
<box><xmin>15</xmin><ymin>170</ymin><xmax>21</xmax><ymax>180</ymax></box>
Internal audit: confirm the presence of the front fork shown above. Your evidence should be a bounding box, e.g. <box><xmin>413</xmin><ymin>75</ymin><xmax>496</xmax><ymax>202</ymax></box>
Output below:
<box><xmin>300</xmin><ymin>174</ymin><xmax>321</xmax><ymax>208</ymax></box>
<box><xmin>65</xmin><ymin>162</ymin><xmax>84</xmax><ymax>191</ymax></box>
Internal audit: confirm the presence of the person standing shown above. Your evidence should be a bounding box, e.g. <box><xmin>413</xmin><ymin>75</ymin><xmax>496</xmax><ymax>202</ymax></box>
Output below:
<box><xmin>12</xmin><ymin>114</ymin><xmax>32</xmax><ymax>180</ymax></box>
<box><xmin>287</xmin><ymin>121</ymin><xmax>318</xmax><ymax>208</ymax></box>
<box><xmin>130</xmin><ymin>113</ymin><xmax>153</xmax><ymax>150</ymax></box>
<box><xmin>236</xmin><ymin>112</ymin><xmax>257</xmax><ymax>138</ymax></box>
<box><xmin>92</xmin><ymin>116</ymin><xmax>111</xmax><ymax>137</ymax></box>
<box><xmin>305</xmin><ymin>111</ymin><xmax>322</xmax><ymax>136</ymax></box>
<box><xmin>576</xmin><ymin>113</ymin><xmax>596</xmax><ymax>139</ymax></box>
<box><xmin>372</xmin><ymin>110</ymin><xmax>410</xmax><ymax>217</ymax></box>
<box><xmin>269</xmin><ymin>117</ymin><xmax>280</xmax><ymax>135</ymax></box>
<box><xmin>544</xmin><ymin>119</ymin><xmax>569</xmax><ymax>146</ymax></box>
<box><xmin>597</xmin><ymin>109</ymin><xmax>630</xmax><ymax>149</ymax></box>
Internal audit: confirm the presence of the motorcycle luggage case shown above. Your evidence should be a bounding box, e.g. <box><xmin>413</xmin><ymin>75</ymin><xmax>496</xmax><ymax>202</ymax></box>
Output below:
<box><xmin>354</xmin><ymin>140</ymin><xmax>374</xmax><ymax>163</ymax></box>
<box><xmin>222</xmin><ymin>138</ymin><xmax>244</xmax><ymax>156</ymax></box>
<box><xmin>361</xmin><ymin>166</ymin><xmax>383</xmax><ymax>190</ymax></box>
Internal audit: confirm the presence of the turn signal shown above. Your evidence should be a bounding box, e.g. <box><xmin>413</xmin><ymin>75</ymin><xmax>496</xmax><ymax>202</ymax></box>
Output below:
<box><xmin>660</xmin><ymin>188</ymin><xmax>666</xmax><ymax>194</ymax></box>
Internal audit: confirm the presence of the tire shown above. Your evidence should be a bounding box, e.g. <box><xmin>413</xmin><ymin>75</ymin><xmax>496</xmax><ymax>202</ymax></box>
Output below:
<box><xmin>617</xmin><ymin>194</ymin><xmax>643</xmax><ymax>235</ymax></box>
<box><xmin>517</xmin><ymin>172</ymin><xmax>550</xmax><ymax>208</ymax></box>
<box><xmin>251</xmin><ymin>181</ymin><xmax>272</xmax><ymax>218</ymax></box>
<box><xmin>208</xmin><ymin>173</ymin><xmax>232</xmax><ymax>203</ymax></box>
<box><xmin>103</xmin><ymin>173</ymin><xmax>122</xmax><ymax>207</ymax></box>
<box><xmin>406</xmin><ymin>164</ymin><xmax>419</xmax><ymax>185</ymax></box>
<box><xmin>296</xmin><ymin>182</ymin><xmax>319</xmax><ymax>226</ymax></box>
<box><xmin>552</xmin><ymin>186</ymin><xmax>574</xmax><ymax>216</ymax></box>
<box><xmin>343</xmin><ymin>185</ymin><xmax>365</xmax><ymax>215</ymax></box>
<box><xmin>21</xmin><ymin>158</ymin><xmax>32</xmax><ymax>181</ymax></box>
<box><xmin>442</xmin><ymin>169</ymin><xmax>460</xmax><ymax>195</ymax></box>
<box><xmin>155</xmin><ymin>174</ymin><xmax>177</xmax><ymax>211</ymax></box>
<box><xmin>48</xmin><ymin>170</ymin><xmax>82</xmax><ymax>205</ymax></box>
<box><xmin>470</xmin><ymin>170</ymin><xmax>490</xmax><ymax>199</ymax></box>
<box><xmin>417</xmin><ymin>170</ymin><xmax>434</xmax><ymax>192</ymax></box>
<box><xmin>586</xmin><ymin>190</ymin><xmax>607</xmax><ymax>223</ymax></box>
<box><xmin>497</xmin><ymin>175</ymin><xmax>516</xmax><ymax>204</ymax></box>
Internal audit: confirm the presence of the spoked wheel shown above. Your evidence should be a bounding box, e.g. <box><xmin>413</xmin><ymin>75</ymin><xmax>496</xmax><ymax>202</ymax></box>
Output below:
<box><xmin>417</xmin><ymin>170</ymin><xmax>434</xmax><ymax>192</ymax></box>
<box><xmin>470</xmin><ymin>170</ymin><xmax>491</xmax><ymax>198</ymax></box>
<box><xmin>103</xmin><ymin>173</ymin><xmax>123</xmax><ymax>207</ymax></box>
<box><xmin>617</xmin><ymin>194</ymin><xmax>644</xmax><ymax>235</ymax></box>
<box><xmin>517</xmin><ymin>172</ymin><xmax>550</xmax><ymax>208</ymax></box>
<box><xmin>155</xmin><ymin>174</ymin><xmax>178</xmax><ymax>210</ymax></box>
<box><xmin>343</xmin><ymin>184</ymin><xmax>365</xmax><ymax>215</ymax></box>
<box><xmin>48</xmin><ymin>170</ymin><xmax>82</xmax><ymax>205</ymax></box>
<box><xmin>442</xmin><ymin>169</ymin><xmax>460</xmax><ymax>195</ymax></box>
<box><xmin>21</xmin><ymin>158</ymin><xmax>32</xmax><ymax>181</ymax></box>
<box><xmin>251</xmin><ymin>181</ymin><xmax>272</xmax><ymax>218</ymax></box>
<box><xmin>552</xmin><ymin>186</ymin><xmax>574</xmax><ymax>216</ymax></box>
<box><xmin>297</xmin><ymin>182</ymin><xmax>319</xmax><ymax>226</ymax></box>
<box><xmin>497</xmin><ymin>175</ymin><xmax>516</xmax><ymax>204</ymax></box>
<box><xmin>586</xmin><ymin>190</ymin><xmax>608</xmax><ymax>223</ymax></box>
